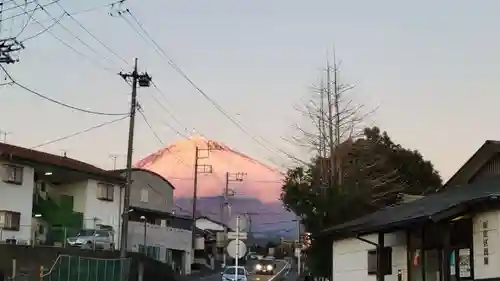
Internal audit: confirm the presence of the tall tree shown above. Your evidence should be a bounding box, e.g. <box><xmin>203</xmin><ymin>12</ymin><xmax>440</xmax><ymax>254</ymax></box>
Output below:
<box><xmin>281</xmin><ymin>126</ymin><xmax>442</xmax><ymax>277</ymax></box>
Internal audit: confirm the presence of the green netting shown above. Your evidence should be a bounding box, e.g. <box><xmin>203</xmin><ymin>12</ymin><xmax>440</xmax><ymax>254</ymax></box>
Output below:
<box><xmin>42</xmin><ymin>255</ymin><xmax>131</xmax><ymax>281</ymax></box>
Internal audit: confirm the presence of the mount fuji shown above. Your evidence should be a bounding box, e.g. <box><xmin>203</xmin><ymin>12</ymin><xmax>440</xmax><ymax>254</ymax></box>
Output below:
<box><xmin>134</xmin><ymin>136</ymin><xmax>297</xmax><ymax>238</ymax></box>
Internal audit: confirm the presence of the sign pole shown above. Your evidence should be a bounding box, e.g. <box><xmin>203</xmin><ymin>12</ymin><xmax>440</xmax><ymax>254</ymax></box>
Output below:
<box><xmin>235</xmin><ymin>215</ymin><xmax>240</xmax><ymax>281</ymax></box>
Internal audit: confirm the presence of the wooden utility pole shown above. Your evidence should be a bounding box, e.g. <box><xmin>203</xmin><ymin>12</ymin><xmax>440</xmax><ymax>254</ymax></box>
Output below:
<box><xmin>119</xmin><ymin>58</ymin><xmax>152</xmax><ymax>259</ymax></box>
<box><xmin>191</xmin><ymin>146</ymin><xmax>212</xmax><ymax>254</ymax></box>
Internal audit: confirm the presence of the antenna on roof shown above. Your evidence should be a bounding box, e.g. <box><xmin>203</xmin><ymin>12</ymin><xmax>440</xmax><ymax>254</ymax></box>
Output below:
<box><xmin>0</xmin><ymin>129</ymin><xmax>11</xmax><ymax>143</ymax></box>
<box><xmin>109</xmin><ymin>153</ymin><xmax>125</xmax><ymax>169</ymax></box>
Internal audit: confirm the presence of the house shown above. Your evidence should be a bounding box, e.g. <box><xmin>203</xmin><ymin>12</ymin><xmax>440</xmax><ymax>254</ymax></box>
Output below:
<box><xmin>116</xmin><ymin>168</ymin><xmax>192</xmax><ymax>275</ymax></box>
<box><xmin>195</xmin><ymin>216</ymin><xmax>234</xmax><ymax>267</ymax></box>
<box><xmin>322</xmin><ymin>140</ymin><xmax>500</xmax><ymax>281</ymax></box>
<box><xmin>0</xmin><ymin>143</ymin><xmax>124</xmax><ymax>246</ymax></box>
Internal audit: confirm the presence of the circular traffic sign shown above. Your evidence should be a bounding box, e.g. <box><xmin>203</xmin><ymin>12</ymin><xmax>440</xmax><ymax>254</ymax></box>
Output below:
<box><xmin>226</xmin><ymin>239</ymin><xmax>247</xmax><ymax>259</ymax></box>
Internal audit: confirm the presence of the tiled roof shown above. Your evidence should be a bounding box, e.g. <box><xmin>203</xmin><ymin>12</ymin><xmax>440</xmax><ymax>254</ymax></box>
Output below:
<box><xmin>0</xmin><ymin>142</ymin><xmax>124</xmax><ymax>182</ymax></box>
<box><xmin>322</xmin><ymin>177</ymin><xmax>500</xmax><ymax>239</ymax></box>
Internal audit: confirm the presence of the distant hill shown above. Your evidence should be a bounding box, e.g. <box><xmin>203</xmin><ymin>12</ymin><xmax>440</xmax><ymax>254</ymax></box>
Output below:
<box><xmin>174</xmin><ymin>196</ymin><xmax>297</xmax><ymax>238</ymax></box>
<box><xmin>134</xmin><ymin>136</ymin><xmax>297</xmax><ymax>237</ymax></box>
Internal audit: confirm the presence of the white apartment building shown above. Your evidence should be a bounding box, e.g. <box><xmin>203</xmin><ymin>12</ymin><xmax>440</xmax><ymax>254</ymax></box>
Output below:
<box><xmin>0</xmin><ymin>142</ymin><xmax>124</xmax><ymax>246</ymax></box>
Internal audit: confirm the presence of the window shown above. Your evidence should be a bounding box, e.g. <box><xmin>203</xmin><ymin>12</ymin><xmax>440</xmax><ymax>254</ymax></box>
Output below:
<box><xmin>223</xmin><ymin>267</ymin><xmax>246</xmax><ymax>276</ymax></box>
<box><xmin>0</xmin><ymin>211</ymin><xmax>21</xmax><ymax>231</ymax></box>
<box><xmin>97</xmin><ymin>183</ymin><xmax>114</xmax><ymax>201</ymax></box>
<box><xmin>1</xmin><ymin>164</ymin><xmax>23</xmax><ymax>185</ymax></box>
<box><xmin>367</xmin><ymin>247</ymin><xmax>392</xmax><ymax>275</ymax></box>
<box><xmin>95</xmin><ymin>230</ymin><xmax>110</xmax><ymax>237</ymax></box>
<box><xmin>140</xmin><ymin>189</ymin><xmax>148</xmax><ymax>202</ymax></box>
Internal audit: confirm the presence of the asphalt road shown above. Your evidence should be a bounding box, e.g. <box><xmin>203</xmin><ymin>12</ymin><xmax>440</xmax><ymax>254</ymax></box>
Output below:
<box><xmin>247</xmin><ymin>260</ymin><xmax>290</xmax><ymax>281</ymax></box>
<box><xmin>195</xmin><ymin>260</ymin><xmax>291</xmax><ymax>281</ymax></box>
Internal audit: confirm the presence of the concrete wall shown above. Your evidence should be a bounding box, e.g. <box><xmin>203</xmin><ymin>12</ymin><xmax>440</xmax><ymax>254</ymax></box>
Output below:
<box><xmin>0</xmin><ymin>161</ymin><xmax>35</xmax><ymax>243</ymax></box>
<box><xmin>82</xmin><ymin>179</ymin><xmax>122</xmax><ymax>246</ymax></box>
<box><xmin>125</xmin><ymin>169</ymin><xmax>174</xmax><ymax>213</ymax></box>
<box><xmin>0</xmin><ymin>244</ymin><xmax>177</xmax><ymax>281</ymax></box>
<box><xmin>196</xmin><ymin>218</ymin><xmax>224</xmax><ymax>231</ymax></box>
<box><xmin>127</xmin><ymin>221</ymin><xmax>192</xmax><ymax>275</ymax></box>
<box><xmin>332</xmin><ymin>232</ymin><xmax>407</xmax><ymax>281</ymax></box>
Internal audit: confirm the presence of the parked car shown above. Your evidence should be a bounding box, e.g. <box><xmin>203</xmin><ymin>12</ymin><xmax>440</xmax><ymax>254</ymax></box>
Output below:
<box><xmin>221</xmin><ymin>266</ymin><xmax>249</xmax><ymax>281</ymax></box>
<box><xmin>66</xmin><ymin>229</ymin><xmax>114</xmax><ymax>250</ymax></box>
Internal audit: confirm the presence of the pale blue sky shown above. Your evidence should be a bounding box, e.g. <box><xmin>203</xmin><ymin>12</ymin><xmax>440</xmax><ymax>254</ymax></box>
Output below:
<box><xmin>1</xmin><ymin>0</ymin><xmax>499</xmax><ymax>180</ymax></box>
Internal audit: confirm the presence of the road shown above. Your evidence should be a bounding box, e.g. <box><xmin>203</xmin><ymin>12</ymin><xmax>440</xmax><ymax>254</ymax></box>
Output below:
<box><xmin>194</xmin><ymin>260</ymin><xmax>292</xmax><ymax>281</ymax></box>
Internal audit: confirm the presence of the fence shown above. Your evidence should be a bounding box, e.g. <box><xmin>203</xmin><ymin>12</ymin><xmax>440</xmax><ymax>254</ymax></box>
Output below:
<box><xmin>6</xmin><ymin>255</ymin><xmax>131</xmax><ymax>281</ymax></box>
<box><xmin>0</xmin><ymin>225</ymin><xmax>117</xmax><ymax>250</ymax></box>
<box><xmin>41</xmin><ymin>255</ymin><xmax>131</xmax><ymax>281</ymax></box>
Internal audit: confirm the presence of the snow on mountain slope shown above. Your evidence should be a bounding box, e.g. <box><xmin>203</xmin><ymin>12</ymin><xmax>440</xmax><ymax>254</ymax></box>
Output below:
<box><xmin>134</xmin><ymin>136</ymin><xmax>297</xmax><ymax>235</ymax></box>
<box><xmin>135</xmin><ymin>136</ymin><xmax>284</xmax><ymax>203</ymax></box>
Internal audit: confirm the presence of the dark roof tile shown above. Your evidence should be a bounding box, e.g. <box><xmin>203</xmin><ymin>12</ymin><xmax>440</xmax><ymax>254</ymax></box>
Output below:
<box><xmin>0</xmin><ymin>143</ymin><xmax>124</xmax><ymax>182</ymax></box>
<box><xmin>323</xmin><ymin>178</ymin><xmax>500</xmax><ymax>238</ymax></box>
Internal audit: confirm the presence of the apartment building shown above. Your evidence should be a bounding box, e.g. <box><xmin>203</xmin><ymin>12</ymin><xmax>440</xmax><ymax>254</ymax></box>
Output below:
<box><xmin>0</xmin><ymin>143</ymin><xmax>124</xmax><ymax>246</ymax></box>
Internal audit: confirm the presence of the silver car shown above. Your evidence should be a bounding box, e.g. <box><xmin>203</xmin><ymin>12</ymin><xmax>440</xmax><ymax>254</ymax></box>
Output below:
<box><xmin>66</xmin><ymin>229</ymin><xmax>114</xmax><ymax>250</ymax></box>
<box><xmin>221</xmin><ymin>266</ymin><xmax>249</xmax><ymax>281</ymax></box>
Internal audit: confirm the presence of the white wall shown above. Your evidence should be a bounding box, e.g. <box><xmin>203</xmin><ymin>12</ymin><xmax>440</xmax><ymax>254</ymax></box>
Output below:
<box><xmin>82</xmin><ymin>179</ymin><xmax>122</xmax><ymax>246</ymax></box>
<box><xmin>473</xmin><ymin>210</ymin><xmax>500</xmax><ymax>280</ymax></box>
<box><xmin>58</xmin><ymin>181</ymin><xmax>87</xmax><ymax>213</ymax></box>
<box><xmin>332</xmin><ymin>232</ymin><xmax>407</xmax><ymax>281</ymax></box>
<box><xmin>196</xmin><ymin>218</ymin><xmax>224</xmax><ymax>231</ymax></box>
<box><xmin>127</xmin><ymin>221</ymin><xmax>192</xmax><ymax>252</ymax></box>
<box><xmin>127</xmin><ymin>221</ymin><xmax>192</xmax><ymax>274</ymax></box>
<box><xmin>0</xmin><ymin>161</ymin><xmax>35</xmax><ymax>243</ymax></box>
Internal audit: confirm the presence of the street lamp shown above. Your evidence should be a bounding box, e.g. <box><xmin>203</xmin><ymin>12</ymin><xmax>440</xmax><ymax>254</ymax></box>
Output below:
<box><xmin>140</xmin><ymin>215</ymin><xmax>147</xmax><ymax>256</ymax></box>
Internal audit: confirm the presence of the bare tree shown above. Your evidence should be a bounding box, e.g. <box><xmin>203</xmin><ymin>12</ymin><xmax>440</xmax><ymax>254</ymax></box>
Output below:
<box><xmin>291</xmin><ymin>52</ymin><xmax>372</xmax><ymax>187</ymax></box>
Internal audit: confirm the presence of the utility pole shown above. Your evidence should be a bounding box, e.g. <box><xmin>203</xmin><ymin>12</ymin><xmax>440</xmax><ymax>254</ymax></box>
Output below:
<box><xmin>191</xmin><ymin>146</ymin><xmax>213</xmax><ymax>257</ymax></box>
<box><xmin>222</xmin><ymin>172</ymin><xmax>245</xmax><ymax>265</ymax></box>
<box><xmin>119</xmin><ymin>58</ymin><xmax>152</xmax><ymax>259</ymax></box>
<box><xmin>296</xmin><ymin>216</ymin><xmax>302</xmax><ymax>275</ymax></box>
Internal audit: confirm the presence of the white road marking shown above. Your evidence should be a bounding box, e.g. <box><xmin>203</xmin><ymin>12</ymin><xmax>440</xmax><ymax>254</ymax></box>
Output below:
<box><xmin>268</xmin><ymin>260</ymin><xmax>290</xmax><ymax>281</ymax></box>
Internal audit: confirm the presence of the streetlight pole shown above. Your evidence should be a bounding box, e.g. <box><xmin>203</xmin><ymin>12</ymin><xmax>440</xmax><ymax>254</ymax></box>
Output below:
<box><xmin>141</xmin><ymin>216</ymin><xmax>147</xmax><ymax>256</ymax></box>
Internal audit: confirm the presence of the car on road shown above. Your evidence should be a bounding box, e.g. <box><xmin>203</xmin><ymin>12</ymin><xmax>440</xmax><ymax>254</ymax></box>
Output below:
<box><xmin>254</xmin><ymin>258</ymin><xmax>276</xmax><ymax>275</ymax></box>
<box><xmin>66</xmin><ymin>229</ymin><xmax>114</xmax><ymax>250</ymax></box>
<box><xmin>221</xmin><ymin>266</ymin><xmax>249</xmax><ymax>281</ymax></box>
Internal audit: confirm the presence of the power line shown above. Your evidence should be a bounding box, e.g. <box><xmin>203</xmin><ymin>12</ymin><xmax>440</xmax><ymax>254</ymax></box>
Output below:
<box><xmin>19</xmin><ymin>12</ymin><xmax>64</xmax><ymax>42</ymax></box>
<box><xmin>35</xmin><ymin>4</ymin><xmax>118</xmax><ymax>71</ymax></box>
<box><xmin>27</xmin><ymin>12</ymin><xmax>115</xmax><ymax>73</ymax></box>
<box><xmin>1</xmin><ymin>0</ymin><xmax>58</xmax><ymax>24</ymax></box>
<box><xmin>0</xmin><ymin>64</ymin><xmax>129</xmax><ymax>116</ymax></box>
<box><xmin>150</xmin><ymin>81</ymin><xmax>189</xmax><ymax>137</ymax></box>
<box><xmin>121</xmin><ymin>10</ymin><xmax>304</xmax><ymax>165</ymax></box>
<box><xmin>138</xmin><ymin>108</ymin><xmax>163</xmax><ymax>144</ymax></box>
<box><xmin>55</xmin><ymin>1</ymin><xmax>129</xmax><ymax>68</ymax></box>
<box><xmin>30</xmin><ymin>116</ymin><xmax>127</xmax><ymax>149</ymax></box>
<box><xmin>14</xmin><ymin>0</ymin><xmax>37</xmax><ymax>37</ymax></box>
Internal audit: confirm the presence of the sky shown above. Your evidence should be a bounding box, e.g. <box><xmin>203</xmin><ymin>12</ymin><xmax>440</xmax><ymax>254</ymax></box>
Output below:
<box><xmin>0</xmin><ymin>0</ymin><xmax>499</xmax><ymax>182</ymax></box>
